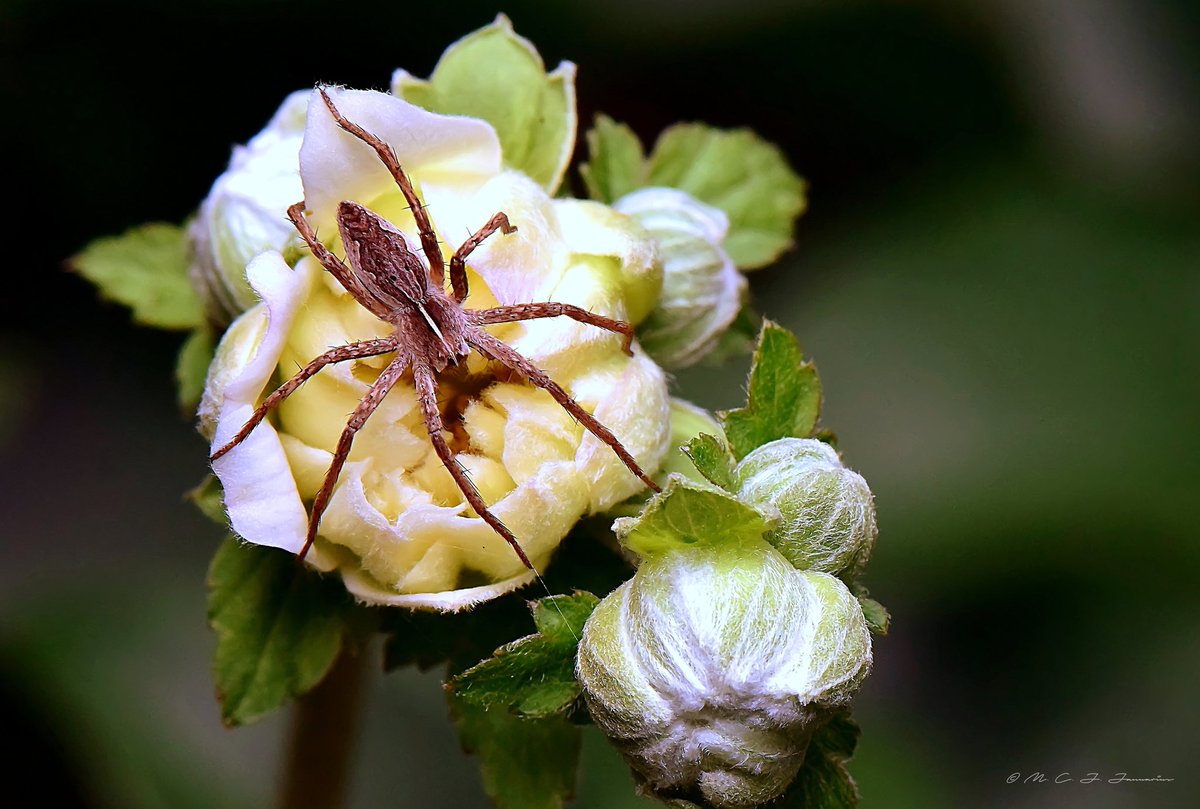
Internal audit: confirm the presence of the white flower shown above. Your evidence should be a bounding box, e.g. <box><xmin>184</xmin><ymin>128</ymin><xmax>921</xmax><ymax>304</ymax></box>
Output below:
<box><xmin>198</xmin><ymin>88</ymin><xmax>671</xmax><ymax>610</ymax></box>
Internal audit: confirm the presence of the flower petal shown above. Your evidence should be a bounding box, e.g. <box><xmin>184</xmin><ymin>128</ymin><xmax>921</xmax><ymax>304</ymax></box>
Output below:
<box><xmin>572</xmin><ymin>351</ymin><xmax>671</xmax><ymax>512</ymax></box>
<box><xmin>341</xmin><ymin>565</ymin><xmax>536</xmax><ymax>612</ymax></box>
<box><xmin>299</xmin><ymin>87</ymin><xmax>501</xmax><ymax>233</ymax></box>
<box><xmin>205</xmin><ymin>253</ymin><xmax>335</xmax><ymax>569</ymax></box>
<box><xmin>189</xmin><ymin>90</ymin><xmax>308</xmax><ymax>318</ymax></box>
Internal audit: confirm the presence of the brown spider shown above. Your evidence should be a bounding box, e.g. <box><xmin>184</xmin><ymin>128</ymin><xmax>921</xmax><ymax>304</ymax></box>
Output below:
<box><xmin>211</xmin><ymin>88</ymin><xmax>661</xmax><ymax>574</ymax></box>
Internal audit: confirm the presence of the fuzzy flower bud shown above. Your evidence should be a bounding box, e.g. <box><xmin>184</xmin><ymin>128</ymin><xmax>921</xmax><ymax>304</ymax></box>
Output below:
<box><xmin>735</xmin><ymin>438</ymin><xmax>876</xmax><ymax>578</ymax></box>
<box><xmin>577</xmin><ymin>535</ymin><xmax>871</xmax><ymax>808</ymax></box>
<box><xmin>614</xmin><ymin>188</ymin><xmax>745</xmax><ymax>369</ymax></box>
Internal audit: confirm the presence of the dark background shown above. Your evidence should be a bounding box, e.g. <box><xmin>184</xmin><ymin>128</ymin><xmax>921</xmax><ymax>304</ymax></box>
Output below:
<box><xmin>2</xmin><ymin>0</ymin><xmax>1198</xmax><ymax>807</ymax></box>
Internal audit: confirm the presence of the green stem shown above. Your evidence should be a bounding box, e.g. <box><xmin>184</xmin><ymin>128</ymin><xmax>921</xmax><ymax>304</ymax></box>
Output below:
<box><xmin>278</xmin><ymin>646</ymin><xmax>370</xmax><ymax>809</ymax></box>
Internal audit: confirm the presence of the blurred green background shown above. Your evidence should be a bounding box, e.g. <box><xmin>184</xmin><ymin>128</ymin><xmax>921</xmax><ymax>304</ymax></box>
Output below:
<box><xmin>2</xmin><ymin>0</ymin><xmax>1197</xmax><ymax>806</ymax></box>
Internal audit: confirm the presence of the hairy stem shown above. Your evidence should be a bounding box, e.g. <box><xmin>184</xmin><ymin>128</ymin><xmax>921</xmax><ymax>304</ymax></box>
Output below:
<box><xmin>278</xmin><ymin>645</ymin><xmax>370</xmax><ymax>809</ymax></box>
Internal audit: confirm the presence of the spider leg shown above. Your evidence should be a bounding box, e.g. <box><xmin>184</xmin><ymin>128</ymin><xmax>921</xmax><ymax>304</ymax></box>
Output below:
<box><xmin>411</xmin><ymin>362</ymin><xmax>537</xmax><ymax>572</ymax></box>
<box><xmin>317</xmin><ymin>88</ymin><xmax>447</xmax><ymax>289</ymax></box>
<box><xmin>466</xmin><ymin>328</ymin><xmax>661</xmax><ymax>493</ymax></box>
<box><xmin>469</xmin><ymin>302</ymin><xmax>634</xmax><ymax>356</ymax></box>
<box><xmin>211</xmin><ymin>337</ymin><xmax>398</xmax><ymax>462</ymax></box>
<box><xmin>288</xmin><ymin>201</ymin><xmax>390</xmax><ymax>320</ymax></box>
<box><xmin>299</xmin><ymin>354</ymin><xmax>410</xmax><ymax>561</ymax></box>
<box><xmin>448</xmin><ymin>212</ymin><xmax>517</xmax><ymax>303</ymax></box>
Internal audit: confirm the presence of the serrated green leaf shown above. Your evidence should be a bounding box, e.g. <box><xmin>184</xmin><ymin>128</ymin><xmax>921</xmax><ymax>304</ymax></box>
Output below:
<box><xmin>187</xmin><ymin>475</ymin><xmax>226</xmax><ymax>526</ymax></box>
<box><xmin>71</xmin><ymin>222</ymin><xmax>203</xmax><ymax>330</ymax></box>
<box><xmin>721</xmin><ymin>321</ymin><xmax>822</xmax><ymax>459</ymax></box>
<box><xmin>613</xmin><ymin>475</ymin><xmax>772</xmax><ymax>556</ymax></box>
<box><xmin>776</xmin><ymin>714</ymin><xmax>861</xmax><ymax>809</ymax></box>
<box><xmin>580</xmin><ymin>115</ymin><xmax>646</xmax><ymax>203</ymax></box>
<box><xmin>394</xmin><ymin>14</ymin><xmax>575</xmax><ymax>191</ymax></box>
<box><xmin>207</xmin><ymin>538</ymin><xmax>360</xmax><ymax>727</ymax></box>
<box><xmin>682</xmin><ymin>433</ymin><xmax>737</xmax><ymax>491</ymax></box>
<box><xmin>176</xmin><ymin>328</ymin><xmax>214</xmax><ymax>415</ymax></box>
<box><xmin>858</xmin><ymin>596</ymin><xmax>891</xmax><ymax>636</ymax></box>
<box><xmin>456</xmin><ymin>701</ymin><xmax>581</xmax><ymax>809</ymax></box>
<box><xmin>450</xmin><ymin>593</ymin><xmax>597</xmax><ymax>718</ymax></box>
<box><xmin>530</xmin><ymin>592</ymin><xmax>599</xmax><ymax>641</ymax></box>
<box><xmin>645</xmin><ymin>124</ymin><xmax>806</xmax><ymax>268</ymax></box>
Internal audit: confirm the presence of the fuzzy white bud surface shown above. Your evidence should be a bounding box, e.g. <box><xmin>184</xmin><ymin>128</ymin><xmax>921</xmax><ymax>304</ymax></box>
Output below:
<box><xmin>577</xmin><ymin>536</ymin><xmax>871</xmax><ymax>807</ymax></box>
<box><xmin>735</xmin><ymin>438</ymin><xmax>876</xmax><ymax>577</ymax></box>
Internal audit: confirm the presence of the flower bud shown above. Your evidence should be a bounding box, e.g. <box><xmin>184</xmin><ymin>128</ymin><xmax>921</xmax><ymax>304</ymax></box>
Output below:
<box><xmin>614</xmin><ymin>188</ymin><xmax>746</xmax><ymax>369</ymax></box>
<box><xmin>577</xmin><ymin>540</ymin><xmax>871</xmax><ymax>808</ymax></box>
<box><xmin>734</xmin><ymin>438</ymin><xmax>876</xmax><ymax>578</ymax></box>
<box><xmin>188</xmin><ymin>91</ymin><xmax>308</xmax><ymax>322</ymax></box>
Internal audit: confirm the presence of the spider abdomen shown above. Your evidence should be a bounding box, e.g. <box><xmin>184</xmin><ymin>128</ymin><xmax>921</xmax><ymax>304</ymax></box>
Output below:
<box><xmin>338</xmin><ymin>200</ymin><xmax>428</xmax><ymax>307</ymax></box>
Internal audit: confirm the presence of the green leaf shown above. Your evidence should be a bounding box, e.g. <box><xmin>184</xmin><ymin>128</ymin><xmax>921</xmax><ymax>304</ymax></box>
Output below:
<box><xmin>777</xmin><ymin>714</ymin><xmax>861</xmax><ymax>809</ymax></box>
<box><xmin>580</xmin><ymin>115</ymin><xmax>646</xmax><ymax>203</ymax></box>
<box><xmin>858</xmin><ymin>596</ymin><xmax>890</xmax><ymax>636</ymax></box>
<box><xmin>614</xmin><ymin>475</ymin><xmax>772</xmax><ymax>557</ymax></box>
<box><xmin>393</xmin><ymin>14</ymin><xmax>576</xmax><ymax>192</ymax></box>
<box><xmin>681</xmin><ymin>433</ymin><xmax>737</xmax><ymax>491</ymax></box>
<box><xmin>721</xmin><ymin>321</ymin><xmax>822</xmax><ymax>459</ymax></box>
<box><xmin>187</xmin><ymin>475</ymin><xmax>226</xmax><ymax>526</ymax></box>
<box><xmin>175</xmin><ymin>328</ymin><xmax>214</xmax><ymax>415</ymax></box>
<box><xmin>644</xmin><ymin>124</ymin><xmax>806</xmax><ymax>268</ymax></box>
<box><xmin>450</xmin><ymin>593</ymin><xmax>597</xmax><ymax>718</ymax></box>
<box><xmin>71</xmin><ymin>222</ymin><xmax>203</xmax><ymax>330</ymax></box>
<box><xmin>455</xmin><ymin>701</ymin><xmax>581</xmax><ymax>809</ymax></box>
<box><xmin>207</xmin><ymin>538</ymin><xmax>362</xmax><ymax>727</ymax></box>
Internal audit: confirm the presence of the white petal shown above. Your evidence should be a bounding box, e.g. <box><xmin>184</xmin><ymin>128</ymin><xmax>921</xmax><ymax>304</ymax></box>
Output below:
<box><xmin>425</xmin><ymin>170</ymin><xmax>566</xmax><ymax>306</ymax></box>
<box><xmin>299</xmin><ymin>87</ymin><xmax>501</xmax><ymax>233</ymax></box>
<box><xmin>573</xmin><ymin>351</ymin><xmax>671</xmax><ymax>512</ymax></box>
<box><xmin>190</xmin><ymin>90</ymin><xmax>308</xmax><ymax>314</ymax></box>
<box><xmin>342</xmin><ymin>565</ymin><xmax>536</xmax><ymax>612</ymax></box>
<box><xmin>207</xmin><ymin>253</ymin><xmax>334</xmax><ymax>569</ymax></box>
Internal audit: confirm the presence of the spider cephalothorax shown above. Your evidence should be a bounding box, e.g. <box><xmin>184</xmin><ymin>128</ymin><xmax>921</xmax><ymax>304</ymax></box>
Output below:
<box><xmin>211</xmin><ymin>88</ymin><xmax>660</xmax><ymax>573</ymax></box>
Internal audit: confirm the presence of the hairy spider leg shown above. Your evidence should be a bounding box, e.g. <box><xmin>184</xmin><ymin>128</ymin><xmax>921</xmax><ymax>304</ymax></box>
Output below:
<box><xmin>300</xmin><ymin>355</ymin><xmax>411</xmax><ymax>560</ymax></box>
<box><xmin>210</xmin><ymin>337</ymin><xmax>398</xmax><ymax>462</ymax></box>
<box><xmin>287</xmin><ymin>201</ymin><xmax>391</xmax><ymax>319</ymax></box>
<box><xmin>317</xmin><ymin>88</ymin><xmax>446</xmax><ymax>290</ymax></box>
<box><xmin>470</xmin><ymin>302</ymin><xmax>635</xmax><ymax>356</ymax></box>
<box><xmin>411</xmin><ymin>362</ymin><xmax>535</xmax><ymax>570</ymax></box>
<box><xmin>466</xmin><ymin>329</ymin><xmax>661</xmax><ymax>493</ymax></box>
<box><xmin>447</xmin><ymin>212</ymin><xmax>517</xmax><ymax>303</ymax></box>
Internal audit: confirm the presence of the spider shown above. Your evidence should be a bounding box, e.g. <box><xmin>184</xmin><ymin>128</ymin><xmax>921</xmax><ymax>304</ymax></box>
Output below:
<box><xmin>211</xmin><ymin>88</ymin><xmax>661</xmax><ymax>575</ymax></box>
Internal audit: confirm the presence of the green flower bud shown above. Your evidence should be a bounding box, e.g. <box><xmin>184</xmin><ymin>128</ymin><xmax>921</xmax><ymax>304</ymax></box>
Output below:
<box><xmin>735</xmin><ymin>438</ymin><xmax>876</xmax><ymax>577</ymax></box>
<box><xmin>615</xmin><ymin>188</ymin><xmax>746</xmax><ymax>369</ymax></box>
<box><xmin>577</xmin><ymin>540</ymin><xmax>871</xmax><ymax>808</ymax></box>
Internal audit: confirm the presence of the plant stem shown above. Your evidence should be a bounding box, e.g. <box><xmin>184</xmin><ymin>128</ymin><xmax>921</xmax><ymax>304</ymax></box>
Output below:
<box><xmin>278</xmin><ymin>645</ymin><xmax>369</xmax><ymax>809</ymax></box>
